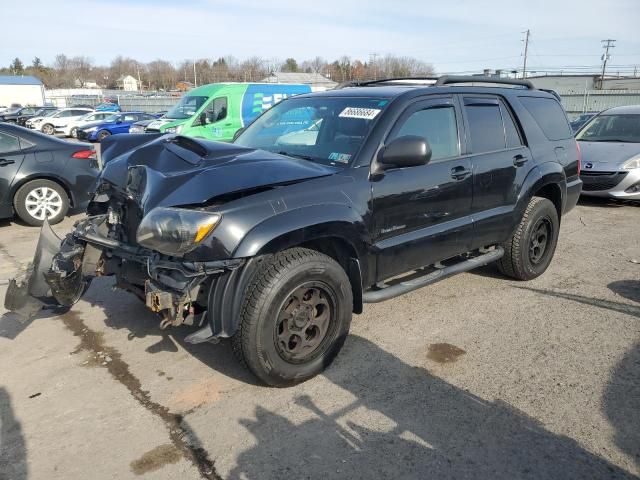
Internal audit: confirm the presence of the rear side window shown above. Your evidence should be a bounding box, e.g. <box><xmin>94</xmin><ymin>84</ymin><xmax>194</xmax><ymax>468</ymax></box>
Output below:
<box><xmin>0</xmin><ymin>132</ymin><xmax>20</xmax><ymax>153</ymax></box>
<box><xmin>465</xmin><ymin>101</ymin><xmax>505</xmax><ymax>153</ymax></box>
<box><xmin>519</xmin><ymin>96</ymin><xmax>572</xmax><ymax>140</ymax></box>
<box><xmin>500</xmin><ymin>102</ymin><xmax>522</xmax><ymax>148</ymax></box>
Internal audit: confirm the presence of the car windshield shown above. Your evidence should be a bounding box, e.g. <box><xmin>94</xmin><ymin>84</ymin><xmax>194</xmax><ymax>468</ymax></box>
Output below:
<box><xmin>105</xmin><ymin>114</ymin><xmax>121</xmax><ymax>122</ymax></box>
<box><xmin>165</xmin><ymin>95</ymin><xmax>208</xmax><ymax>119</ymax></box>
<box><xmin>43</xmin><ymin>110</ymin><xmax>58</xmax><ymax>117</ymax></box>
<box><xmin>576</xmin><ymin>114</ymin><xmax>640</xmax><ymax>143</ymax></box>
<box><xmin>234</xmin><ymin>96</ymin><xmax>390</xmax><ymax>166</ymax></box>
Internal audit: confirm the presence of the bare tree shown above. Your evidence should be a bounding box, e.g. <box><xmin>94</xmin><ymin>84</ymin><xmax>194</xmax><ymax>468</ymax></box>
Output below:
<box><xmin>69</xmin><ymin>56</ymin><xmax>93</xmax><ymax>87</ymax></box>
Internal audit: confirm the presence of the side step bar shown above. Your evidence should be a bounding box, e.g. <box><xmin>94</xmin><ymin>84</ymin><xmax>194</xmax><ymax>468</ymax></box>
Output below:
<box><xmin>362</xmin><ymin>247</ymin><xmax>504</xmax><ymax>303</ymax></box>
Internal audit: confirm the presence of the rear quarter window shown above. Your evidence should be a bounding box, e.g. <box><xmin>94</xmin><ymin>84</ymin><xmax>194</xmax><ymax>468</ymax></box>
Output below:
<box><xmin>519</xmin><ymin>96</ymin><xmax>572</xmax><ymax>141</ymax></box>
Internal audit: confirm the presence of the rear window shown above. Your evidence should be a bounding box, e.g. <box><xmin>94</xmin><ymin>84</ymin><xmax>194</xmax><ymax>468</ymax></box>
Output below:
<box><xmin>519</xmin><ymin>96</ymin><xmax>572</xmax><ymax>141</ymax></box>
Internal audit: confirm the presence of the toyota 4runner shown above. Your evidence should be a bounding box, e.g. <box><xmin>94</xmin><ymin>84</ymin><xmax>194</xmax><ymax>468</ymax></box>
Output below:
<box><xmin>5</xmin><ymin>76</ymin><xmax>582</xmax><ymax>386</ymax></box>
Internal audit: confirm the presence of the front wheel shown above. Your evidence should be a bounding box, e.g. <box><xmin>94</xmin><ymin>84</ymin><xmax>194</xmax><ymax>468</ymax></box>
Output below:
<box><xmin>232</xmin><ymin>248</ymin><xmax>353</xmax><ymax>387</ymax></box>
<box><xmin>97</xmin><ymin>130</ymin><xmax>111</xmax><ymax>141</ymax></box>
<box><xmin>70</xmin><ymin>127</ymin><xmax>78</xmax><ymax>138</ymax></box>
<box><xmin>497</xmin><ymin>197</ymin><xmax>559</xmax><ymax>280</ymax></box>
<box><xmin>41</xmin><ymin>123</ymin><xmax>54</xmax><ymax>135</ymax></box>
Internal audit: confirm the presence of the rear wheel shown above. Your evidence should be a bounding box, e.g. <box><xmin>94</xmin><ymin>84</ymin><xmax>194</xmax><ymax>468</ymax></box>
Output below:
<box><xmin>14</xmin><ymin>179</ymin><xmax>69</xmax><ymax>226</ymax></box>
<box><xmin>41</xmin><ymin>123</ymin><xmax>54</xmax><ymax>135</ymax></box>
<box><xmin>497</xmin><ymin>197</ymin><xmax>559</xmax><ymax>280</ymax></box>
<box><xmin>232</xmin><ymin>248</ymin><xmax>353</xmax><ymax>387</ymax></box>
<box><xmin>97</xmin><ymin>130</ymin><xmax>111</xmax><ymax>141</ymax></box>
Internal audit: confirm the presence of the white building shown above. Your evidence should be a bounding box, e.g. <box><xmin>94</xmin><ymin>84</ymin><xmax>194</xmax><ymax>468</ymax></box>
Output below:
<box><xmin>261</xmin><ymin>72</ymin><xmax>337</xmax><ymax>90</ymax></box>
<box><xmin>118</xmin><ymin>75</ymin><xmax>139</xmax><ymax>91</ymax></box>
<box><xmin>0</xmin><ymin>75</ymin><xmax>45</xmax><ymax>107</ymax></box>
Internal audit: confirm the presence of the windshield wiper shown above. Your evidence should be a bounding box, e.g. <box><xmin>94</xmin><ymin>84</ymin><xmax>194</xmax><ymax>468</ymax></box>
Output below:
<box><xmin>277</xmin><ymin>151</ymin><xmax>316</xmax><ymax>162</ymax></box>
<box><xmin>586</xmin><ymin>138</ymin><xmax>633</xmax><ymax>143</ymax></box>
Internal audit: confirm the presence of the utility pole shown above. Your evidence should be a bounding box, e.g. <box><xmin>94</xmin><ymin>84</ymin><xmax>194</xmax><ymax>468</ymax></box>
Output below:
<box><xmin>600</xmin><ymin>39</ymin><xmax>616</xmax><ymax>88</ymax></box>
<box><xmin>193</xmin><ymin>60</ymin><xmax>198</xmax><ymax>87</ymax></box>
<box><xmin>521</xmin><ymin>29</ymin><xmax>530</xmax><ymax>79</ymax></box>
<box><xmin>369</xmin><ymin>52</ymin><xmax>379</xmax><ymax>80</ymax></box>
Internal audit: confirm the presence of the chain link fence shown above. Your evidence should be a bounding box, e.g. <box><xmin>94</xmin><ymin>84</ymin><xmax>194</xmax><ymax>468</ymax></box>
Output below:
<box><xmin>46</xmin><ymin>89</ymin><xmax>182</xmax><ymax>113</ymax></box>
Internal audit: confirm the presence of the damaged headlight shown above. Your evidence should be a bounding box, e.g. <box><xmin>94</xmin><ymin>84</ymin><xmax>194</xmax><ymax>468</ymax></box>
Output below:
<box><xmin>136</xmin><ymin>207</ymin><xmax>221</xmax><ymax>256</ymax></box>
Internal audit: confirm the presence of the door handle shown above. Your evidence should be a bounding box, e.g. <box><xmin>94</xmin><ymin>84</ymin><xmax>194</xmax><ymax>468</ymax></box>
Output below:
<box><xmin>450</xmin><ymin>166</ymin><xmax>471</xmax><ymax>180</ymax></box>
<box><xmin>513</xmin><ymin>154</ymin><xmax>528</xmax><ymax>166</ymax></box>
<box><xmin>0</xmin><ymin>158</ymin><xmax>15</xmax><ymax>167</ymax></box>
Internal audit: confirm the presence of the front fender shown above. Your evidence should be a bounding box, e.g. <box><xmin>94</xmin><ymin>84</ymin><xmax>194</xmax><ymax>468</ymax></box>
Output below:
<box><xmin>232</xmin><ymin>203</ymin><xmax>369</xmax><ymax>259</ymax></box>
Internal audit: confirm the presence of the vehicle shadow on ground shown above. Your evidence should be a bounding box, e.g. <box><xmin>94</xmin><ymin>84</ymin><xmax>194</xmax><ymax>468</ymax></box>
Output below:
<box><xmin>82</xmin><ymin>277</ymin><xmax>260</xmax><ymax>385</ymax></box>
<box><xmin>603</xmin><ymin>341</ymin><xmax>640</xmax><ymax>472</ymax></box>
<box><xmin>225</xmin><ymin>335</ymin><xmax>637</xmax><ymax>479</ymax></box>
<box><xmin>0</xmin><ymin>387</ymin><xmax>27</xmax><ymax>480</ymax></box>
<box><xmin>577</xmin><ymin>197</ymin><xmax>639</xmax><ymax>209</ymax></box>
<box><xmin>513</xmin><ymin>285</ymin><xmax>640</xmax><ymax>319</ymax></box>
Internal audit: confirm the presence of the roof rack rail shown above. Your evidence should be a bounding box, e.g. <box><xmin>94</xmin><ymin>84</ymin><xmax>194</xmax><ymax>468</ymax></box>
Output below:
<box><xmin>336</xmin><ymin>77</ymin><xmax>439</xmax><ymax>89</ymax></box>
<box><xmin>434</xmin><ymin>75</ymin><xmax>535</xmax><ymax>89</ymax></box>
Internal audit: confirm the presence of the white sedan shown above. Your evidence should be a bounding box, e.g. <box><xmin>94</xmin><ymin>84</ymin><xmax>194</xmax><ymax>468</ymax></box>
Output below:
<box><xmin>55</xmin><ymin>111</ymin><xmax>113</xmax><ymax>137</ymax></box>
<box><xmin>27</xmin><ymin>108</ymin><xmax>93</xmax><ymax>135</ymax></box>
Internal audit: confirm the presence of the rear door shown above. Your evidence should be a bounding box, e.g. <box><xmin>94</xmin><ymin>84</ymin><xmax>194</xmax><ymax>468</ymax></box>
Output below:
<box><xmin>461</xmin><ymin>95</ymin><xmax>531</xmax><ymax>248</ymax></box>
<box><xmin>371</xmin><ymin>97</ymin><xmax>474</xmax><ymax>280</ymax></box>
<box><xmin>0</xmin><ymin>131</ymin><xmax>29</xmax><ymax>211</ymax></box>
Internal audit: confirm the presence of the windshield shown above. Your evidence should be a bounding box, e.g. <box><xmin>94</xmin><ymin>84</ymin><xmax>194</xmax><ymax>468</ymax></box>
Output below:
<box><xmin>105</xmin><ymin>114</ymin><xmax>121</xmax><ymax>122</ymax></box>
<box><xmin>43</xmin><ymin>110</ymin><xmax>58</xmax><ymax>117</ymax></box>
<box><xmin>576</xmin><ymin>114</ymin><xmax>640</xmax><ymax>143</ymax></box>
<box><xmin>165</xmin><ymin>95</ymin><xmax>208</xmax><ymax>119</ymax></box>
<box><xmin>234</xmin><ymin>96</ymin><xmax>389</xmax><ymax>166</ymax></box>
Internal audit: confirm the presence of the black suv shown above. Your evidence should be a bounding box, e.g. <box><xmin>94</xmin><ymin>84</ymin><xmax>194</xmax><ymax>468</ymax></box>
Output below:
<box><xmin>6</xmin><ymin>76</ymin><xmax>582</xmax><ymax>386</ymax></box>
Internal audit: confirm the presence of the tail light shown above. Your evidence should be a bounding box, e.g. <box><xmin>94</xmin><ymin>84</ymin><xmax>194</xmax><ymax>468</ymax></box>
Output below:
<box><xmin>72</xmin><ymin>149</ymin><xmax>96</xmax><ymax>159</ymax></box>
<box><xmin>575</xmin><ymin>141</ymin><xmax>581</xmax><ymax>175</ymax></box>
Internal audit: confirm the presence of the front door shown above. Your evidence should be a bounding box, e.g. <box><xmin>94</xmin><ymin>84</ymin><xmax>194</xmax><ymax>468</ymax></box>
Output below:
<box><xmin>371</xmin><ymin>97</ymin><xmax>474</xmax><ymax>281</ymax></box>
<box><xmin>189</xmin><ymin>97</ymin><xmax>234</xmax><ymax>141</ymax></box>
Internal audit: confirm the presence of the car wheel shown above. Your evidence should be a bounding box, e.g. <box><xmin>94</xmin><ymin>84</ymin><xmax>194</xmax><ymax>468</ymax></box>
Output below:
<box><xmin>497</xmin><ymin>197</ymin><xmax>559</xmax><ymax>281</ymax></box>
<box><xmin>232</xmin><ymin>248</ymin><xmax>353</xmax><ymax>387</ymax></box>
<box><xmin>14</xmin><ymin>179</ymin><xmax>69</xmax><ymax>226</ymax></box>
<box><xmin>70</xmin><ymin>127</ymin><xmax>78</xmax><ymax>138</ymax></box>
<box><xmin>41</xmin><ymin>123</ymin><xmax>55</xmax><ymax>135</ymax></box>
<box><xmin>97</xmin><ymin>130</ymin><xmax>111</xmax><ymax>141</ymax></box>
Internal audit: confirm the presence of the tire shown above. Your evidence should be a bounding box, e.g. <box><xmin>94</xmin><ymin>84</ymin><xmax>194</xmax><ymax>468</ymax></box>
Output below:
<box><xmin>14</xmin><ymin>179</ymin><xmax>69</xmax><ymax>226</ymax></box>
<box><xmin>70</xmin><ymin>127</ymin><xmax>78</xmax><ymax>138</ymax></box>
<box><xmin>232</xmin><ymin>248</ymin><xmax>353</xmax><ymax>387</ymax></box>
<box><xmin>97</xmin><ymin>130</ymin><xmax>111</xmax><ymax>141</ymax></box>
<box><xmin>497</xmin><ymin>197</ymin><xmax>559</xmax><ymax>281</ymax></box>
<box><xmin>41</xmin><ymin>123</ymin><xmax>54</xmax><ymax>135</ymax></box>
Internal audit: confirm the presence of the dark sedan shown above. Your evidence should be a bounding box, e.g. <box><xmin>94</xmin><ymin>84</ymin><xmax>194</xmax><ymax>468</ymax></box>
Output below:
<box><xmin>0</xmin><ymin>106</ymin><xmax>42</xmax><ymax>124</ymax></box>
<box><xmin>0</xmin><ymin>124</ymin><xmax>99</xmax><ymax>226</ymax></box>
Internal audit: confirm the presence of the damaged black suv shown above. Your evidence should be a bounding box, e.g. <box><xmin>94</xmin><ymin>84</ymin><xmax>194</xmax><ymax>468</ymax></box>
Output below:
<box><xmin>5</xmin><ymin>76</ymin><xmax>582</xmax><ymax>386</ymax></box>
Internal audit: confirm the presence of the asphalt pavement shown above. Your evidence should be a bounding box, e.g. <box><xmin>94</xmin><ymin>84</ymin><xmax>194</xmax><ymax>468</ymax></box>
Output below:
<box><xmin>0</xmin><ymin>197</ymin><xmax>638</xmax><ymax>480</ymax></box>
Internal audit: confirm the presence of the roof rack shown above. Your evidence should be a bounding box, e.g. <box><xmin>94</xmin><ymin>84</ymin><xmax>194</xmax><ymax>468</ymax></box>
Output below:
<box><xmin>336</xmin><ymin>75</ymin><xmax>536</xmax><ymax>90</ymax></box>
<box><xmin>434</xmin><ymin>75</ymin><xmax>535</xmax><ymax>89</ymax></box>
<box><xmin>336</xmin><ymin>77</ymin><xmax>439</xmax><ymax>89</ymax></box>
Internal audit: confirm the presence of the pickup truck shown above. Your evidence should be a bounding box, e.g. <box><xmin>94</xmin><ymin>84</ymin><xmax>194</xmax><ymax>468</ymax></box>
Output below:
<box><xmin>5</xmin><ymin>76</ymin><xmax>582</xmax><ymax>386</ymax></box>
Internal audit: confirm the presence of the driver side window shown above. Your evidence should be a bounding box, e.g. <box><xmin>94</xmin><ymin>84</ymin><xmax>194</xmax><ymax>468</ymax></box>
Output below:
<box><xmin>205</xmin><ymin>97</ymin><xmax>228</xmax><ymax>124</ymax></box>
<box><xmin>391</xmin><ymin>106</ymin><xmax>459</xmax><ymax>161</ymax></box>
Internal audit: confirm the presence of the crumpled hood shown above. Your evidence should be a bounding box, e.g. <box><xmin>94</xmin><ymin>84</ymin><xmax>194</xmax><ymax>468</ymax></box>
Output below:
<box><xmin>578</xmin><ymin>140</ymin><xmax>640</xmax><ymax>170</ymax></box>
<box><xmin>99</xmin><ymin>135</ymin><xmax>337</xmax><ymax>213</ymax></box>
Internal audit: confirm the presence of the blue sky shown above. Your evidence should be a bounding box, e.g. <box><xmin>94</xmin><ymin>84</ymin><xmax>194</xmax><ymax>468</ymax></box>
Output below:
<box><xmin>2</xmin><ymin>0</ymin><xmax>639</xmax><ymax>75</ymax></box>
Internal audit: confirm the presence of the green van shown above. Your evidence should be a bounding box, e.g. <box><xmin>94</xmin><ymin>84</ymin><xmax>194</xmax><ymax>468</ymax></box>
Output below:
<box><xmin>145</xmin><ymin>82</ymin><xmax>314</xmax><ymax>141</ymax></box>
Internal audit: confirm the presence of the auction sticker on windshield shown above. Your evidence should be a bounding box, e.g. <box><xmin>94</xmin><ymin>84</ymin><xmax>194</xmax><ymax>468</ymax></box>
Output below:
<box><xmin>339</xmin><ymin>107</ymin><xmax>381</xmax><ymax>120</ymax></box>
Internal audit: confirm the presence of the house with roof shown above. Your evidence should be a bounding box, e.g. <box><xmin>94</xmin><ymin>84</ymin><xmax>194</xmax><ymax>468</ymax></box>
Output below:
<box><xmin>261</xmin><ymin>72</ymin><xmax>337</xmax><ymax>90</ymax></box>
<box><xmin>117</xmin><ymin>75</ymin><xmax>139</xmax><ymax>91</ymax></box>
<box><xmin>0</xmin><ymin>75</ymin><xmax>45</xmax><ymax>107</ymax></box>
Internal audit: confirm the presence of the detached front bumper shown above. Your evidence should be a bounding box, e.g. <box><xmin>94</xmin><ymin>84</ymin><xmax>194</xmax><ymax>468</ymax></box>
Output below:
<box><xmin>4</xmin><ymin>216</ymin><xmax>244</xmax><ymax>334</ymax></box>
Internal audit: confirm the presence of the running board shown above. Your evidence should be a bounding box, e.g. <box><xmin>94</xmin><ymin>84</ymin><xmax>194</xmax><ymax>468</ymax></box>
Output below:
<box><xmin>362</xmin><ymin>247</ymin><xmax>504</xmax><ymax>304</ymax></box>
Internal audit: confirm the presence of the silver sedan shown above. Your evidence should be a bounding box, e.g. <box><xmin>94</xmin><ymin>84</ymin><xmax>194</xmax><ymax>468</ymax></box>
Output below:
<box><xmin>577</xmin><ymin>105</ymin><xmax>640</xmax><ymax>200</ymax></box>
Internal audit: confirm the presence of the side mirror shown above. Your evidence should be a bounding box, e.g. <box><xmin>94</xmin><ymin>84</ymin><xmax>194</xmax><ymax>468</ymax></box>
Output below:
<box><xmin>232</xmin><ymin>127</ymin><xmax>245</xmax><ymax>142</ymax></box>
<box><xmin>200</xmin><ymin>112</ymin><xmax>208</xmax><ymax>125</ymax></box>
<box><xmin>379</xmin><ymin>135</ymin><xmax>432</xmax><ymax>169</ymax></box>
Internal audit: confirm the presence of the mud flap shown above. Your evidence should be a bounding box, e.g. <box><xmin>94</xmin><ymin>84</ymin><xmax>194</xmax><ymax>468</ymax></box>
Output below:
<box><xmin>3</xmin><ymin>219</ymin><xmax>63</xmax><ymax>318</ymax></box>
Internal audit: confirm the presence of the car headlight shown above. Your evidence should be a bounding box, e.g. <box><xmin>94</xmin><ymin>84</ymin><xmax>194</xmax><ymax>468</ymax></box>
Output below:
<box><xmin>622</xmin><ymin>155</ymin><xmax>640</xmax><ymax>170</ymax></box>
<box><xmin>136</xmin><ymin>207</ymin><xmax>221</xmax><ymax>256</ymax></box>
<box><xmin>165</xmin><ymin>125</ymin><xmax>183</xmax><ymax>134</ymax></box>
